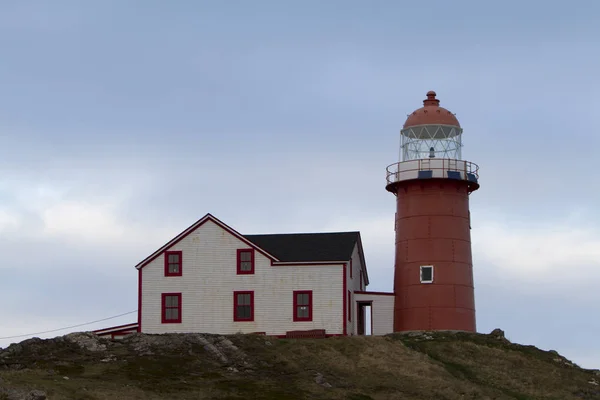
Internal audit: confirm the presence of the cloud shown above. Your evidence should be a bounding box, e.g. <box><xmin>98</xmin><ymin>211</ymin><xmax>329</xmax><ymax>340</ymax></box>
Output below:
<box><xmin>309</xmin><ymin>207</ymin><xmax>600</xmax><ymax>303</ymax></box>
<box><xmin>0</xmin><ymin>208</ymin><xmax>21</xmax><ymax>233</ymax></box>
<box><xmin>473</xmin><ymin>210</ymin><xmax>600</xmax><ymax>291</ymax></box>
<box><xmin>41</xmin><ymin>201</ymin><xmax>127</xmax><ymax>242</ymax></box>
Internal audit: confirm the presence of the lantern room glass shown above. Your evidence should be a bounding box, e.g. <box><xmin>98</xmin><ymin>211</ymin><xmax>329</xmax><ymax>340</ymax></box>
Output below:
<box><xmin>400</xmin><ymin>124</ymin><xmax>463</xmax><ymax>161</ymax></box>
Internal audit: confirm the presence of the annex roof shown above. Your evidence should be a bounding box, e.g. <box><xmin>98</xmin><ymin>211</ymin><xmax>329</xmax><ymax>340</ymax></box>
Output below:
<box><xmin>245</xmin><ymin>231</ymin><xmax>369</xmax><ymax>284</ymax></box>
<box><xmin>244</xmin><ymin>232</ymin><xmax>359</xmax><ymax>262</ymax></box>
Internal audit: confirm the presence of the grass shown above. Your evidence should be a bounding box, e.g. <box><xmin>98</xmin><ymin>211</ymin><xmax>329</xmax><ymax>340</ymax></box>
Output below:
<box><xmin>1</xmin><ymin>332</ymin><xmax>599</xmax><ymax>399</ymax></box>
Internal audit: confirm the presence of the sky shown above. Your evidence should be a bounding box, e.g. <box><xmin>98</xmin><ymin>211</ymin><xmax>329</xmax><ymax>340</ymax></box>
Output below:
<box><xmin>1</xmin><ymin>0</ymin><xmax>599</xmax><ymax>369</ymax></box>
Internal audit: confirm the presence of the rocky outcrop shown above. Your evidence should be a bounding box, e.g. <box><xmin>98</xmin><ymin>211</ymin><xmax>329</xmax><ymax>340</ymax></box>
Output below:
<box><xmin>0</xmin><ymin>387</ymin><xmax>47</xmax><ymax>400</ymax></box>
<box><xmin>1</xmin><ymin>330</ymin><xmax>598</xmax><ymax>399</ymax></box>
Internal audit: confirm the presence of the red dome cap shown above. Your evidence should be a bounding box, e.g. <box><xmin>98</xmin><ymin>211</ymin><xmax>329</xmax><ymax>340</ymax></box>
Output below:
<box><xmin>403</xmin><ymin>91</ymin><xmax>460</xmax><ymax>128</ymax></box>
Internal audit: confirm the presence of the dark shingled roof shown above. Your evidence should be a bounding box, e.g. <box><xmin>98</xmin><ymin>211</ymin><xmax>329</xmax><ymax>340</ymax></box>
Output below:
<box><xmin>243</xmin><ymin>232</ymin><xmax>360</xmax><ymax>262</ymax></box>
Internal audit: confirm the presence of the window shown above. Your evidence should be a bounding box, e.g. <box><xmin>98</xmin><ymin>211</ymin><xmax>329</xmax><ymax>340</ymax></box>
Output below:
<box><xmin>233</xmin><ymin>291</ymin><xmax>254</xmax><ymax>321</ymax></box>
<box><xmin>237</xmin><ymin>249</ymin><xmax>255</xmax><ymax>275</ymax></box>
<box><xmin>161</xmin><ymin>293</ymin><xmax>182</xmax><ymax>323</ymax></box>
<box><xmin>293</xmin><ymin>291</ymin><xmax>312</xmax><ymax>322</ymax></box>
<box><xmin>164</xmin><ymin>251</ymin><xmax>182</xmax><ymax>277</ymax></box>
<box><xmin>347</xmin><ymin>290</ymin><xmax>352</xmax><ymax>322</ymax></box>
<box><xmin>420</xmin><ymin>265</ymin><xmax>434</xmax><ymax>283</ymax></box>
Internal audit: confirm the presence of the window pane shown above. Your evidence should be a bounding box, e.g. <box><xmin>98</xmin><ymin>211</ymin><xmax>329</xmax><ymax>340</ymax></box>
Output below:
<box><xmin>166</xmin><ymin>308</ymin><xmax>179</xmax><ymax>320</ymax></box>
<box><xmin>237</xmin><ymin>305</ymin><xmax>250</xmax><ymax>319</ymax></box>
<box><xmin>297</xmin><ymin>293</ymin><xmax>309</xmax><ymax>305</ymax></box>
<box><xmin>168</xmin><ymin>254</ymin><xmax>179</xmax><ymax>263</ymax></box>
<box><xmin>421</xmin><ymin>267</ymin><xmax>433</xmax><ymax>281</ymax></box>
<box><xmin>237</xmin><ymin>294</ymin><xmax>250</xmax><ymax>305</ymax></box>
<box><xmin>240</xmin><ymin>261</ymin><xmax>252</xmax><ymax>271</ymax></box>
<box><xmin>297</xmin><ymin>306</ymin><xmax>309</xmax><ymax>318</ymax></box>
<box><xmin>166</xmin><ymin>295</ymin><xmax>179</xmax><ymax>307</ymax></box>
<box><xmin>240</xmin><ymin>251</ymin><xmax>252</xmax><ymax>262</ymax></box>
<box><xmin>169</xmin><ymin>263</ymin><xmax>179</xmax><ymax>273</ymax></box>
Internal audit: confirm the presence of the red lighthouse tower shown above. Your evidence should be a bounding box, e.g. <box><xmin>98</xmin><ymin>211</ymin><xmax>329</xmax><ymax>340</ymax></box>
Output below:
<box><xmin>386</xmin><ymin>91</ymin><xmax>480</xmax><ymax>332</ymax></box>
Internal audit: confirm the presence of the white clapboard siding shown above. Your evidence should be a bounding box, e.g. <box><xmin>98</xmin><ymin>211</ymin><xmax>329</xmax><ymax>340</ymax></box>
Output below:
<box><xmin>345</xmin><ymin>243</ymin><xmax>360</xmax><ymax>335</ymax></box>
<box><xmin>140</xmin><ymin>219</ymin><xmax>344</xmax><ymax>336</ymax></box>
<box><xmin>354</xmin><ymin>292</ymin><xmax>395</xmax><ymax>335</ymax></box>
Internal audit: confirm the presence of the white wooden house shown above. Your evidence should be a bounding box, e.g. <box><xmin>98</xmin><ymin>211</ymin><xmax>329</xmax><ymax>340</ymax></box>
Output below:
<box><xmin>94</xmin><ymin>213</ymin><xmax>394</xmax><ymax>339</ymax></box>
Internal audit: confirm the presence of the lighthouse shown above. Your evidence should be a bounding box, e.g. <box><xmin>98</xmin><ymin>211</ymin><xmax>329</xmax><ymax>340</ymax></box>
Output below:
<box><xmin>385</xmin><ymin>91</ymin><xmax>480</xmax><ymax>332</ymax></box>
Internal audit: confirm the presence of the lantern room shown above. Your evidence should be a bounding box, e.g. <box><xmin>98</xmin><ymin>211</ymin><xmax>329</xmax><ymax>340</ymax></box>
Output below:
<box><xmin>386</xmin><ymin>91</ymin><xmax>479</xmax><ymax>193</ymax></box>
<box><xmin>400</xmin><ymin>91</ymin><xmax>462</xmax><ymax>161</ymax></box>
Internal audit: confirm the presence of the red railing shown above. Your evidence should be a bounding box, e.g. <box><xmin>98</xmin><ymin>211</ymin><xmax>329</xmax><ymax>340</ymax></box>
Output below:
<box><xmin>386</xmin><ymin>159</ymin><xmax>479</xmax><ymax>186</ymax></box>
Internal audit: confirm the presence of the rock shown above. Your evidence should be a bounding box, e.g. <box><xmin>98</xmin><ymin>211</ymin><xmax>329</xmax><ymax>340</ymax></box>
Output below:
<box><xmin>0</xmin><ymin>388</ymin><xmax>47</xmax><ymax>400</ymax></box>
<box><xmin>100</xmin><ymin>355</ymin><xmax>117</xmax><ymax>363</ymax></box>
<box><xmin>490</xmin><ymin>328</ymin><xmax>505</xmax><ymax>339</ymax></box>
<box><xmin>1</xmin><ymin>343</ymin><xmax>24</xmax><ymax>357</ymax></box>
<box><xmin>63</xmin><ymin>376</ymin><xmax>70</xmax><ymax>380</ymax></box>
<box><xmin>199</xmin><ymin>337</ymin><xmax>229</xmax><ymax>364</ymax></box>
<box><xmin>25</xmin><ymin>390</ymin><xmax>47</xmax><ymax>400</ymax></box>
<box><xmin>552</xmin><ymin>357</ymin><xmax>576</xmax><ymax>368</ymax></box>
<box><xmin>219</xmin><ymin>338</ymin><xmax>238</xmax><ymax>351</ymax></box>
<box><xmin>65</xmin><ymin>332</ymin><xmax>107</xmax><ymax>352</ymax></box>
<box><xmin>589</xmin><ymin>379</ymin><xmax>599</xmax><ymax>386</ymax></box>
<box><xmin>124</xmin><ymin>334</ymin><xmax>154</xmax><ymax>356</ymax></box>
<box><xmin>315</xmin><ymin>372</ymin><xmax>332</xmax><ymax>388</ymax></box>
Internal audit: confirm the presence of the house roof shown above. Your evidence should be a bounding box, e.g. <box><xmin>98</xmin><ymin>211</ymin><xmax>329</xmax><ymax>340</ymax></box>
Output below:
<box><xmin>134</xmin><ymin>214</ymin><xmax>369</xmax><ymax>285</ymax></box>
<box><xmin>134</xmin><ymin>213</ymin><xmax>280</xmax><ymax>270</ymax></box>
<box><xmin>243</xmin><ymin>232</ymin><xmax>360</xmax><ymax>263</ymax></box>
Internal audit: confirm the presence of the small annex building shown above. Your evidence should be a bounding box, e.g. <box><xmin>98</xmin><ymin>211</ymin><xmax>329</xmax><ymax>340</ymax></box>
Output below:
<box><xmin>94</xmin><ymin>213</ymin><xmax>394</xmax><ymax>339</ymax></box>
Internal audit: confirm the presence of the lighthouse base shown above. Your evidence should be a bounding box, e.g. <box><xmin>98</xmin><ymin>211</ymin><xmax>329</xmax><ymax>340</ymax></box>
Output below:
<box><xmin>392</xmin><ymin>178</ymin><xmax>477</xmax><ymax>333</ymax></box>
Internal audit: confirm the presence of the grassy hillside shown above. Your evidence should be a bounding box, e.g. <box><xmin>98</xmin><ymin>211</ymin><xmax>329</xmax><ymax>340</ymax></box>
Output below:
<box><xmin>0</xmin><ymin>329</ymin><xmax>599</xmax><ymax>400</ymax></box>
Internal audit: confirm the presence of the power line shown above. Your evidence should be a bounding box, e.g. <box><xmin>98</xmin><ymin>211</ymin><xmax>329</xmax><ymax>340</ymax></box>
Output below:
<box><xmin>0</xmin><ymin>310</ymin><xmax>137</xmax><ymax>340</ymax></box>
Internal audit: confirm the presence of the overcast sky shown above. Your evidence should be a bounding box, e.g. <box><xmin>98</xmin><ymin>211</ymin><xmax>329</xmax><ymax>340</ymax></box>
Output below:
<box><xmin>1</xmin><ymin>0</ymin><xmax>599</xmax><ymax>369</ymax></box>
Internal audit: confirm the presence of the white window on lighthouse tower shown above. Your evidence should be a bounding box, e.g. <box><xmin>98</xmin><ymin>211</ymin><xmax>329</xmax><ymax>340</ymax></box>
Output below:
<box><xmin>420</xmin><ymin>265</ymin><xmax>434</xmax><ymax>283</ymax></box>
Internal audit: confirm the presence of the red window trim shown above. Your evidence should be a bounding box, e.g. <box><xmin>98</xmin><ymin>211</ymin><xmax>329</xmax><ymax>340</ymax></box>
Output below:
<box><xmin>343</xmin><ymin>264</ymin><xmax>347</xmax><ymax>335</ymax></box>
<box><xmin>164</xmin><ymin>250</ymin><xmax>183</xmax><ymax>277</ymax></box>
<box><xmin>347</xmin><ymin>290</ymin><xmax>352</xmax><ymax>322</ymax></box>
<box><xmin>236</xmin><ymin>248</ymin><xmax>255</xmax><ymax>275</ymax></box>
<box><xmin>161</xmin><ymin>293</ymin><xmax>182</xmax><ymax>324</ymax></box>
<box><xmin>293</xmin><ymin>290</ymin><xmax>313</xmax><ymax>322</ymax></box>
<box><xmin>350</xmin><ymin>258</ymin><xmax>353</xmax><ymax>279</ymax></box>
<box><xmin>233</xmin><ymin>291</ymin><xmax>254</xmax><ymax>321</ymax></box>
